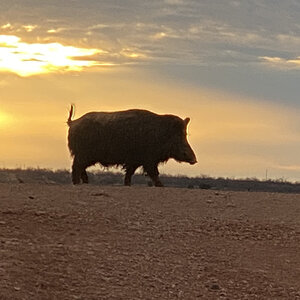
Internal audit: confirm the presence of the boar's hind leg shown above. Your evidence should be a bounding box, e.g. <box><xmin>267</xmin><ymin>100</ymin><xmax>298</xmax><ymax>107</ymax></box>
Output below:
<box><xmin>72</xmin><ymin>156</ymin><xmax>87</xmax><ymax>185</ymax></box>
<box><xmin>124</xmin><ymin>165</ymin><xmax>138</xmax><ymax>186</ymax></box>
<box><xmin>144</xmin><ymin>164</ymin><xmax>163</xmax><ymax>187</ymax></box>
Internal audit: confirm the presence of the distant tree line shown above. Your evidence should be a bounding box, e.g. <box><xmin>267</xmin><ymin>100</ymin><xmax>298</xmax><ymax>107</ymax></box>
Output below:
<box><xmin>1</xmin><ymin>168</ymin><xmax>300</xmax><ymax>193</ymax></box>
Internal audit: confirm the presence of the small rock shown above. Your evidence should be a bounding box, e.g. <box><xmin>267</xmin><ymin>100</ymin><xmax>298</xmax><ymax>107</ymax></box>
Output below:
<box><xmin>210</xmin><ymin>284</ymin><xmax>220</xmax><ymax>290</ymax></box>
<box><xmin>2</xmin><ymin>210</ymin><xmax>14</xmax><ymax>215</ymax></box>
<box><xmin>219</xmin><ymin>288</ymin><xmax>227</xmax><ymax>297</ymax></box>
<box><xmin>35</xmin><ymin>211</ymin><xmax>46</xmax><ymax>216</ymax></box>
<box><xmin>91</xmin><ymin>192</ymin><xmax>109</xmax><ymax>197</ymax></box>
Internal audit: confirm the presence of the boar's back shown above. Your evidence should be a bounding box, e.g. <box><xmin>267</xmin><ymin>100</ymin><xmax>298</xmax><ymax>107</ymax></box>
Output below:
<box><xmin>68</xmin><ymin>109</ymin><xmax>183</xmax><ymax>165</ymax></box>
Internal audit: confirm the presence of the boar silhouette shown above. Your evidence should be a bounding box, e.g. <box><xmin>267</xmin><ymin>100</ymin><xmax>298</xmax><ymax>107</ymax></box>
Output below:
<box><xmin>67</xmin><ymin>105</ymin><xmax>197</xmax><ymax>186</ymax></box>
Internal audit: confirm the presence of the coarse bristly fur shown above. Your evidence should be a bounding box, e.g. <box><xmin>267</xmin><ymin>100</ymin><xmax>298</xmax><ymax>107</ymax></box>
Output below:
<box><xmin>67</xmin><ymin>105</ymin><xmax>197</xmax><ymax>187</ymax></box>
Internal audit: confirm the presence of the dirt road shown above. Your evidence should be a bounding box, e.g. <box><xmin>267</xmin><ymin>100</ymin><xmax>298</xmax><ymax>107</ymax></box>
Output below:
<box><xmin>0</xmin><ymin>183</ymin><xmax>300</xmax><ymax>299</ymax></box>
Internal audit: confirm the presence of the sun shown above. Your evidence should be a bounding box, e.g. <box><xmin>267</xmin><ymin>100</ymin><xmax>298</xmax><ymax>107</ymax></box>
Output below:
<box><xmin>0</xmin><ymin>35</ymin><xmax>113</xmax><ymax>77</ymax></box>
<box><xmin>0</xmin><ymin>110</ymin><xmax>12</xmax><ymax>128</ymax></box>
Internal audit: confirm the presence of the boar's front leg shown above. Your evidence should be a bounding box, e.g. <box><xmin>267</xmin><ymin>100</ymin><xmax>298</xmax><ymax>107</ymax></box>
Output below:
<box><xmin>124</xmin><ymin>165</ymin><xmax>138</xmax><ymax>186</ymax></box>
<box><xmin>81</xmin><ymin>169</ymin><xmax>89</xmax><ymax>184</ymax></box>
<box><xmin>144</xmin><ymin>164</ymin><xmax>163</xmax><ymax>187</ymax></box>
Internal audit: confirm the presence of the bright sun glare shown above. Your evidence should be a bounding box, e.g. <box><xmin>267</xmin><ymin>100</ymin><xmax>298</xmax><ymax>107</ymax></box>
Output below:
<box><xmin>0</xmin><ymin>35</ymin><xmax>110</xmax><ymax>76</ymax></box>
<box><xmin>0</xmin><ymin>110</ymin><xmax>12</xmax><ymax>128</ymax></box>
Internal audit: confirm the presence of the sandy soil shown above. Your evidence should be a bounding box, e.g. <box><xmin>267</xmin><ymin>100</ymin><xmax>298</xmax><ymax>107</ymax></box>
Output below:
<box><xmin>0</xmin><ymin>183</ymin><xmax>300</xmax><ymax>299</ymax></box>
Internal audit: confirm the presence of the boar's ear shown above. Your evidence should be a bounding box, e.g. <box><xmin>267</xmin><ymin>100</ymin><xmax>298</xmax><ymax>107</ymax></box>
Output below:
<box><xmin>183</xmin><ymin>117</ymin><xmax>190</xmax><ymax>127</ymax></box>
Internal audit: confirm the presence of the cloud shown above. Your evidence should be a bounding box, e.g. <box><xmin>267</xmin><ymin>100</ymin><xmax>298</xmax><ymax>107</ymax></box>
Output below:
<box><xmin>0</xmin><ymin>35</ymin><xmax>107</xmax><ymax>76</ymax></box>
<box><xmin>47</xmin><ymin>28</ymin><xmax>66</xmax><ymax>34</ymax></box>
<box><xmin>164</xmin><ymin>0</ymin><xmax>185</xmax><ymax>5</ymax></box>
<box><xmin>120</xmin><ymin>48</ymin><xmax>147</xmax><ymax>59</ymax></box>
<box><xmin>261</xmin><ymin>56</ymin><xmax>300</xmax><ymax>70</ymax></box>
<box><xmin>1</xmin><ymin>23</ymin><xmax>12</xmax><ymax>29</ymax></box>
<box><xmin>1</xmin><ymin>1</ymin><xmax>300</xmax><ymax>71</ymax></box>
<box><xmin>88</xmin><ymin>23</ymin><xmax>125</xmax><ymax>31</ymax></box>
<box><xmin>22</xmin><ymin>25</ymin><xmax>37</xmax><ymax>32</ymax></box>
<box><xmin>274</xmin><ymin>164</ymin><xmax>300</xmax><ymax>171</ymax></box>
<box><xmin>0</xmin><ymin>34</ymin><xmax>152</xmax><ymax>77</ymax></box>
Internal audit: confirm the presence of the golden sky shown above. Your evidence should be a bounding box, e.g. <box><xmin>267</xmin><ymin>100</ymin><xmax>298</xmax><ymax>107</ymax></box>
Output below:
<box><xmin>1</xmin><ymin>66</ymin><xmax>300</xmax><ymax>180</ymax></box>
<box><xmin>1</xmin><ymin>1</ymin><xmax>300</xmax><ymax>181</ymax></box>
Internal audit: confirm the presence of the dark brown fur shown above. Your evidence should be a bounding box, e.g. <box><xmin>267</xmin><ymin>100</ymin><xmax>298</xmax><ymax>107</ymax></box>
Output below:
<box><xmin>67</xmin><ymin>105</ymin><xmax>197</xmax><ymax>186</ymax></box>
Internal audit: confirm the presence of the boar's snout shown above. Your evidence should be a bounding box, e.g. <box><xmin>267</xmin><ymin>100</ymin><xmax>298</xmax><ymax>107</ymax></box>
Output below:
<box><xmin>176</xmin><ymin>142</ymin><xmax>197</xmax><ymax>165</ymax></box>
<box><xmin>187</xmin><ymin>151</ymin><xmax>197</xmax><ymax>165</ymax></box>
<box><xmin>186</xmin><ymin>144</ymin><xmax>197</xmax><ymax>165</ymax></box>
<box><xmin>189</xmin><ymin>157</ymin><xmax>197</xmax><ymax>165</ymax></box>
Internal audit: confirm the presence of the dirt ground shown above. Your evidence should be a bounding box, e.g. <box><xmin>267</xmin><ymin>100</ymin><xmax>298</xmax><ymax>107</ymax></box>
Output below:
<box><xmin>0</xmin><ymin>183</ymin><xmax>300</xmax><ymax>299</ymax></box>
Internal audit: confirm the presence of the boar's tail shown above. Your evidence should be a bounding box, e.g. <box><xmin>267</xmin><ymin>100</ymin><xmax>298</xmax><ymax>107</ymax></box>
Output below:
<box><xmin>67</xmin><ymin>104</ymin><xmax>75</xmax><ymax>126</ymax></box>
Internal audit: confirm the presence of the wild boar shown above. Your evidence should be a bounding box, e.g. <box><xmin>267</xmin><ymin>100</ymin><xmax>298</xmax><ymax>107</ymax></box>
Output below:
<box><xmin>67</xmin><ymin>105</ymin><xmax>197</xmax><ymax>186</ymax></box>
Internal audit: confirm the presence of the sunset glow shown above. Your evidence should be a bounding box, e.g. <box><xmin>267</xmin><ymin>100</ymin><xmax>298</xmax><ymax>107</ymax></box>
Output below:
<box><xmin>1</xmin><ymin>1</ymin><xmax>300</xmax><ymax>181</ymax></box>
<box><xmin>0</xmin><ymin>35</ymin><xmax>106</xmax><ymax>76</ymax></box>
<box><xmin>0</xmin><ymin>110</ymin><xmax>12</xmax><ymax>128</ymax></box>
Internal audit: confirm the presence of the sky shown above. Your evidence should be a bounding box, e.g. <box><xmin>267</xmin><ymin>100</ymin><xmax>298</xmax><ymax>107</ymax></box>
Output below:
<box><xmin>1</xmin><ymin>0</ymin><xmax>300</xmax><ymax>181</ymax></box>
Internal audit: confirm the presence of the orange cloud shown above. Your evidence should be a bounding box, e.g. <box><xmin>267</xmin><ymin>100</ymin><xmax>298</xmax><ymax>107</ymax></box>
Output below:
<box><xmin>0</xmin><ymin>35</ymin><xmax>110</xmax><ymax>76</ymax></box>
